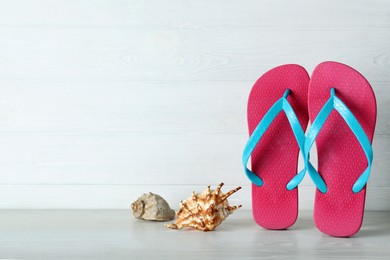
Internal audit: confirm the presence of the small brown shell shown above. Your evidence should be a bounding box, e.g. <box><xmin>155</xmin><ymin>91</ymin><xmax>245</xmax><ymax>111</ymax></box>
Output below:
<box><xmin>166</xmin><ymin>183</ymin><xmax>242</xmax><ymax>231</ymax></box>
<box><xmin>131</xmin><ymin>192</ymin><xmax>175</xmax><ymax>221</ymax></box>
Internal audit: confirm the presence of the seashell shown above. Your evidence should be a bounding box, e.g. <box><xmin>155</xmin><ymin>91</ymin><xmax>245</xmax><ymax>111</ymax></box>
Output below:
<box><xmin>166</xmin><ymin>183</ymin><xmax>242</xmax><ymax>231</ymax></box>
<box><xmin>131</xmin><ymin>192</ymin><xmax>175</xmax><ymax>221</ymax></box>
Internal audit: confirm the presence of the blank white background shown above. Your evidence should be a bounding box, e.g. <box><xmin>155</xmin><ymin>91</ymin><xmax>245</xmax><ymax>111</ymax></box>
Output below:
<box><xmin>0</xmin><ymin>0</ymin><xmax>389</xmax><ymax>210</ymax></box>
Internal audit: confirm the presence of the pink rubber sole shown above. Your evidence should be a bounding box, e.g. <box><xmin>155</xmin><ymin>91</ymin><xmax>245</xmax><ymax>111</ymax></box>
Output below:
<box><xmin>309</xmin><ymin>62</ymin><xmax>377</xmax><ymax>237</ymax></box>
<box><xmin>247</xmin><ymin>64</ymin><xmax>309</xmax><ymax>229</ymax></box>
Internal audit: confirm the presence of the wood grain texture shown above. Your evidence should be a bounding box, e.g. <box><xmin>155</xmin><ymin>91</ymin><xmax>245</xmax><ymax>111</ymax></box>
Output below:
<box><xmin>0</xmin><ymin>81</ymin><xmax>389</xmax><ymax>134</ymax></box>
<box><xmin>0</xmin><ymin>27</ymin><xmax>389</xmax><ymax>82</ymax></box>
<box><xmin>0</xmin><ymin>0</ymin><xmax>389</xmax><ymax>209</ymax></box>
<box><xmin>0</xmin><ymin>185</ymin><xmax>388</xmax><ymax>211</ymax></box>
<box><xmin>0</xmin><ymin>132</ymin><xmax>388</xmax><ymax>186</ymax></box>
<box><xmin>0</xmin><ymin>0</ymin><xmax>388</xmax><ymax>28</ymax></box>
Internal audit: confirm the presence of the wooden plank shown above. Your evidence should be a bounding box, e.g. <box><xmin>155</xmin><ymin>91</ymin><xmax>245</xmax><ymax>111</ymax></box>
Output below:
<box><xmin>0</xmin><ymin>184</ymin><xmax>388</xmax><ymax>210</ymax></box>
<box><xmin>0</xmin><ymin>27</ymin><xmax>389</xmax><ymax>82</ymax></box>
<box><xmin>0</xmin><ymin>80</ymin><xmax>248</xmax><ymax>134</ymax></box>
<box><xmin>0</xmin><ymin>0</ymin><xmax>388</xmax><ymax>28</ymax></box>
<box><xmin>0</xmin><ymin>81</ymin><xmax>388</xmax><ymax>135</ymax></box>
<box><xmin>0</xmin><ymin>132</ymin><xmax>248</xmax><ymax>185</ymax></box>
<box><xmin>0</xmin><ymin>132</ymin><xmax>388</xmax><ymax>186</ymax></box>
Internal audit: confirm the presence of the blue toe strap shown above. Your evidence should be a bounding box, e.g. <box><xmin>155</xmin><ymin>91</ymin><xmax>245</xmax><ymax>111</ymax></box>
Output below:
<box><xmin>304</xmin><ymin>88</ymin><xmax>373</xmax><ymax>193</ymax></box>
<box><xmin>242</xmin><ymin>89</ymin><xmax>309</xmax><ymax>190</ymax></box>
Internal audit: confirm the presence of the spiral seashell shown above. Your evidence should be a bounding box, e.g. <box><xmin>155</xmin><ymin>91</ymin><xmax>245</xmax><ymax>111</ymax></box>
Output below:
<box><xmin>166</xmin><ymin>183</ymin><xmax>242</xmax><ymax>231</ymax></box>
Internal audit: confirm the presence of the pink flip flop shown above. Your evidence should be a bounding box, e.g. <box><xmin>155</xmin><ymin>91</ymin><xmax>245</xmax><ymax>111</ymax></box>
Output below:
<box><xmin>242</xmin><ymin>65</ymin><xmax>309</xmax><ymax>229</ymax></box>
<box><xmin>306</xmin><ymin>61</ymin><xmax>377</xmax><ymax>237</ymax></box>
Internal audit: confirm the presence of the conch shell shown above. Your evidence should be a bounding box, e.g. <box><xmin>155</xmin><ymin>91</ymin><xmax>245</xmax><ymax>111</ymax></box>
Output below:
<box><xmin>166</xmin><ymin>183</ymin><xmax>242</xmax><ymax>231</ymax></box>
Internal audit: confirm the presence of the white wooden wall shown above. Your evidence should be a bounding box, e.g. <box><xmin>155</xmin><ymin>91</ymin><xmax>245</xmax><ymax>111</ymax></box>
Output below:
<box><xmin>0</xmin><ymin>0</ymin><xmax>389</xmax><ymax>210</ymax></box>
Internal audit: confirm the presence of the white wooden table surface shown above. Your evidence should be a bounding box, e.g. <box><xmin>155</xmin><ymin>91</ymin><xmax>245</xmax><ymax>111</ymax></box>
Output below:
<box><xmin>1</xmin><ymin>210</ymin><xmax>389</xmax><ymax>259</ymax></box>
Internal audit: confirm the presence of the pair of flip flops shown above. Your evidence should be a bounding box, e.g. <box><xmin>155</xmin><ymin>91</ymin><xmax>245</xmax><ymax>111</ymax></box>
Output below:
<box><xmin>242</xmin><ymin>61</ymin><xmax>377</xmax><ymax>237</ymax></box>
